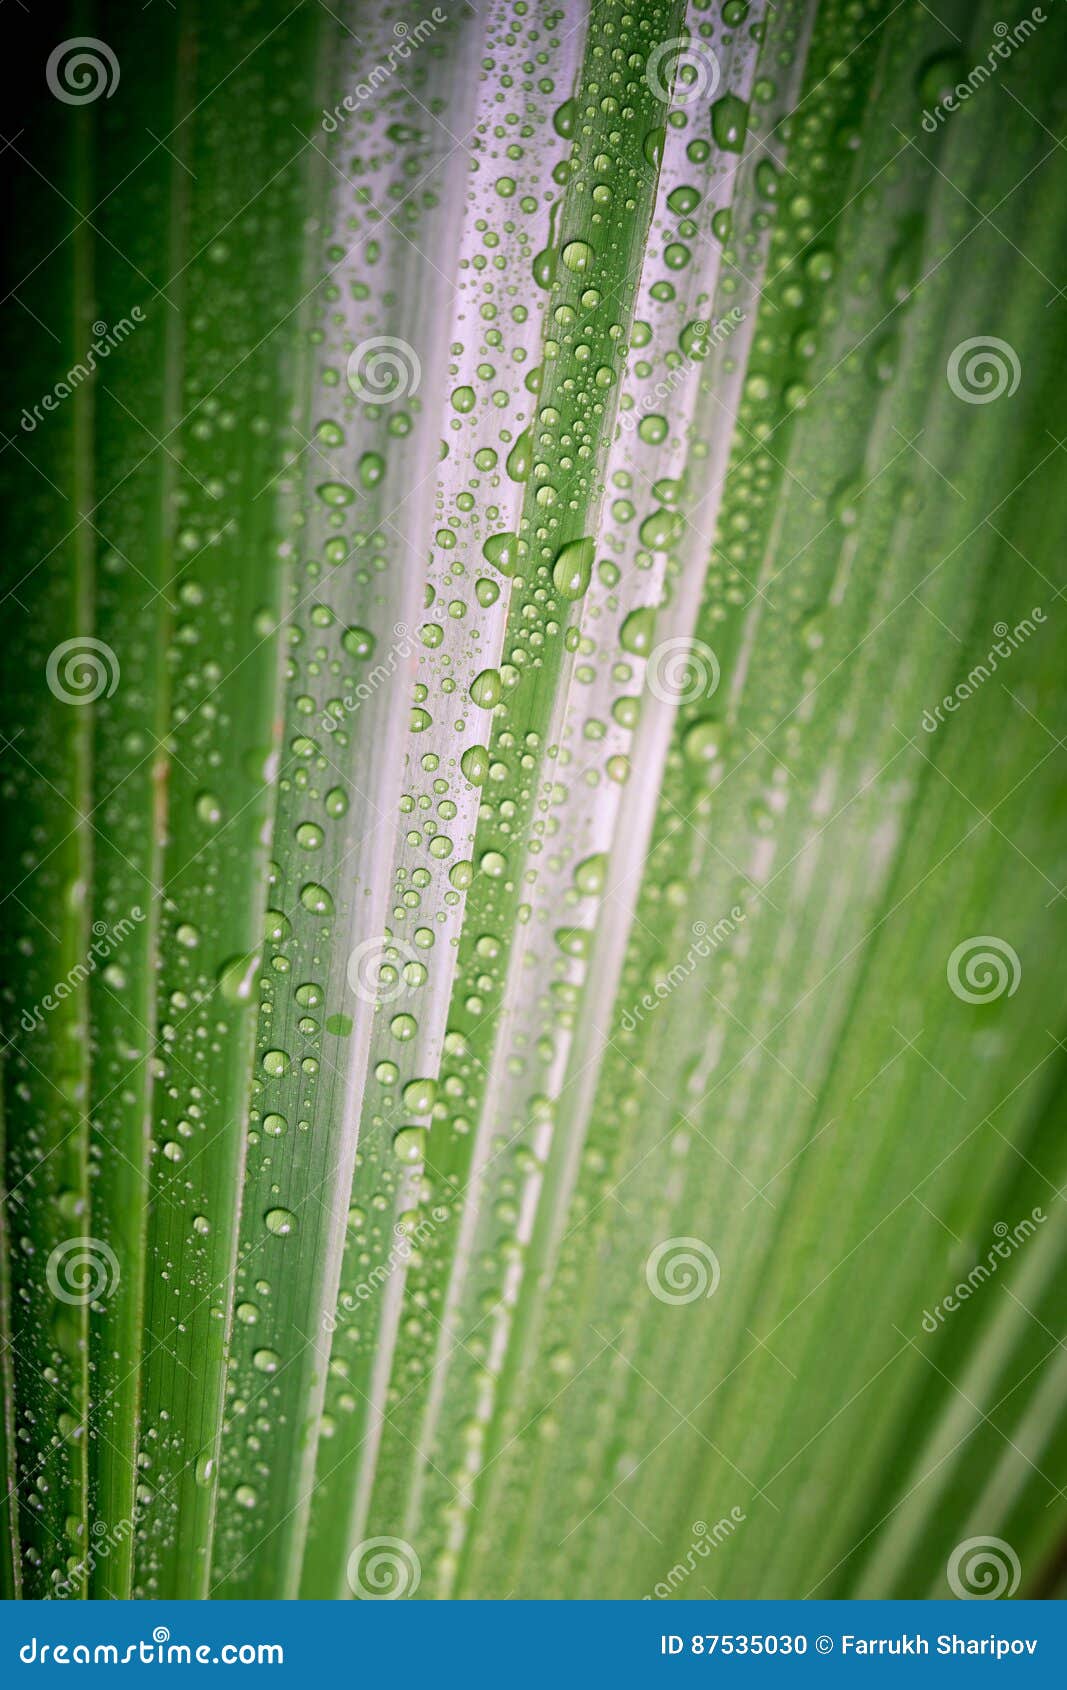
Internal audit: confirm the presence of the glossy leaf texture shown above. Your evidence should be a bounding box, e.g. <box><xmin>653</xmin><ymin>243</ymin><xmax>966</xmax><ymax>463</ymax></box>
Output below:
<box><xmin>1</xmin><ymin>0</ymin><xmax>1065</xmax><ymax>1601</ymax></box>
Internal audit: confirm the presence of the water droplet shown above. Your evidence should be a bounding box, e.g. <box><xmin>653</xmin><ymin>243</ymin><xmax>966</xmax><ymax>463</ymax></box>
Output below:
<box><xmin>552</xmin><ymin>536</ymin><xmax>594</xmax><ymax>601</ymax></box>
<box><xmin>264</xmin><ymin>1208</ymin><xmax>296</xmax><ymax>1238</ymax></box>
<box><xmin>217</xmin><ymin>953</ymin><xmax>260</xmax><ymax>1006</ymax></box>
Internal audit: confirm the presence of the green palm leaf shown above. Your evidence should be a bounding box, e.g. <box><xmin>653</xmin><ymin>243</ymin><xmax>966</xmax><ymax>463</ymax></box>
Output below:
<box><xmin>1</xmin><ymin>0</ymin><xmax>1064</xmax><ymax>1602</ymax></box>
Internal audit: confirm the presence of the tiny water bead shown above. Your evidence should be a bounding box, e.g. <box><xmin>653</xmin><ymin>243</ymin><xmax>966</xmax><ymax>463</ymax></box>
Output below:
<box><xmin>561</xmin><ymin>239</ymin><xmax>595</xmax><ymax>275</ymax></box>
<box><xmin>342</xmin><ymin>625</ymin><xmax>376</xmax><ymax>659</ymax></box>
<box><xmin>358</xmin><ymin>450</ymin><xmax>384</xmax><ymax>488</ymax></box>
<box><xmin>682</xmin><ymin>718</ymin><xmax>724</xmax><ymax>768</ymax></box>
<box><xmin>300</xmin><ymin>883</ymin><xmax>334</xmax><ymax>916</ymax></box>
<box><xmin>483</xmin><ymin>530</ymin><xmax>523</xmax><ymax>577</ymax></box>
<box><xmin>316</xmin><ymin>481</ymin><xmax>355</xmax><ymax>508</ymax></box>
<box><xmin>711</xmin><ymin>94</ymin><xmax>748</xmax><ymax>154</ymax></box>
<box><xmin>470</xmin><ymin>669</ymin><xmax>502</xmax><ymax>709</ymax></box>
<box><xmin>264</xmin><ymin>1208</ymin><xmax>297</xmax><ymax>1238</ymax></box>
<box><xmin>216</xmin><ymin>952</ymin><xmax>260</xmax><ymax>1006</ymax></box>
<box><xmin>506</xmin><ymin>431</ymin><xmax>532</xmax><ymax>482</ymax></box>
<box><xmin>402</xmin><ymin>1077</ymin><xmax>437</xmax><ymax>1114</ymax></box>
<box><xmin>461</xmin><ymin>744</ymin><xmax>490</xmax><ymax>786</ymax></box>
<box><xmin>392</xmin><ymin>1126</ymin><xmax>426</xmax><ymax>1165</ymax></box>
<box><xmin>619</xmin><ymin>606</ymin><xmax>656</xmax><ymax>657</ymax></box>
<box><xmin>551</xmin><ymin>536</ymin><xmax>595</xmax><ymax>601</ymax></box>
<box><xmin>574</xmin><ymin>853</ymin><xmax>608</xmax><ymax>896</ymax></box>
